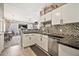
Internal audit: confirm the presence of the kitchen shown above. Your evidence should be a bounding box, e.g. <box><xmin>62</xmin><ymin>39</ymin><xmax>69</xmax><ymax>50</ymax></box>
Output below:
<box><xmin>0</xmin><ymin>3</ymin><xmax>79</xmax><ymax>56</ymax></box>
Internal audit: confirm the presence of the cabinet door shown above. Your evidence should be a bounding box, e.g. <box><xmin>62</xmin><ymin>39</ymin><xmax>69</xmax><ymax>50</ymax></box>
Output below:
<box><xmin>42</xmin><ymin>35</ymin><xmax>48</xmax><ymax>51</ymax></box>
<box><xmin>45</xmin><ymin>12</ymin><xmax>52</xmax><ymax>21</ymax></box>
<box><xmin>35</xmin><ymin>34</ymin><xmax>42</xmax><ymax>47</ymax></box>
<box><xmin>40</xmin><ymin>15</ymin><xmax>45</xmax><ymax>22</ymax></box>
<box><xmin>38</xmin><ymin>34</ymin><xmax>42</xmax><ymax>47</ymax></box>
<box><xmin>22</xmin><ymin>34</ymin><xmax>31</xmax><ymax>47</ymax></box>
<box><xmin>61</xmin><ymin>4</ymin><xmax>79</xmax><ymax>23</ymax></box>
<box><xmin>31</xmin><ymin>34</ymin><xmax>36</xmax><ymax>45</ymax></box>
<box><xmin>52</xmin><ymin>6</ymin><xmax>62</xmax><ymax>25</ymax></box>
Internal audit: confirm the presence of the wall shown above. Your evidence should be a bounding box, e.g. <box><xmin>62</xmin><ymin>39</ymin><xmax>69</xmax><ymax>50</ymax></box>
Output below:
<box><xmin>0</xmin><ymin>34</ymin><xmax>4</xmax><ymax>54</ymax></box>
<box><xmin>0</xmin><ymin>3</ymin><xmax>4</xmax><ymax>32</ymax></box>
<box><xmin>0</xmin><ymin>3</ymin><xmax>4</xmax><ymax>19</ymax></box>
<box><xmin>4</xmin><ymin>19</ymin><xmax>11</xmax><ymax>32</ymax></box>
<box><xmin>8</xmin><ymin>22</ymin><xmax>19</xmax><ymax>34</ymax></box>
<box><xmin>50</xmin><ymin>23</ymin><xmax>79</xmax><ymax>46</ymax></box>
<box><xmin>48</xmin><ymin>22</ymin><xmax>79</xmax><ymax>36</ymax></box>
<box><xmin>0</xmin><ymin>3</ymin><xmax>4</xmax><ymax>54</ymax></box>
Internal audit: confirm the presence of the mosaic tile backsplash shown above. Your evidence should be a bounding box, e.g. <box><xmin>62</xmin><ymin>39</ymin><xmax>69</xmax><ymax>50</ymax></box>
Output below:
<box><xmin>44</xmin><ymin>22</ymin><xmax>79</xmax><ymax>49</ymax></box>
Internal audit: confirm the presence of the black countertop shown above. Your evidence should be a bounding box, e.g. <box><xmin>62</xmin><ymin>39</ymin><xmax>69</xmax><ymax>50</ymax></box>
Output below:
<box><xmin>22</xmin><ymin>31</ymin><xmax>79</xmax><ymax>50</ymax></box>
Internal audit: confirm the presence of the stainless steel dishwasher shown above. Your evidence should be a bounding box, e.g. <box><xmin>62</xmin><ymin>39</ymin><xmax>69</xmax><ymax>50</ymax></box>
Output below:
<box><xmin>48</xmin><ymin>36</ymin><xmax>60</xmax><ymax>56</ymax></box>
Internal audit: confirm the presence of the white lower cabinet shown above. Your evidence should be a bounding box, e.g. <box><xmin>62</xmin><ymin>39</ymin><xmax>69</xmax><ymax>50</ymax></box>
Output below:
<box><xmin>22</xmin><ymin>33</ymin><xmax>48</xmax><ymax>52</ymax></box>
<box><xmin>36</xmin><ymin>34</ymin><xmax>48</xmax><ymax>52</ymax></box>
<box><xmin>31</xmin><ymin>34</ymin><xmax>36</xmax><ymax>45</ymax></box>
<box><xmin>22</xmin><ymin>34</ymin><xmax>41</xmax><ymax>47</ymax></box>
<box><xmin>22</xmin><ymin>34</ymin><xmax>31</xmax><ymax>47</ymax></box>
<box><xmin>36</xmin><ymin>34</ymin><xmax>42</xmax><ymax>47</ymax></box>
<box><xmin>42</xmin><ymin>35</ymin><xmax>48</xmax><ymax>52</ymax></box>
<box><xmin>58</xmin><ymin>44</ymin><xmax>79</xmax><ymax>56</ymax></box>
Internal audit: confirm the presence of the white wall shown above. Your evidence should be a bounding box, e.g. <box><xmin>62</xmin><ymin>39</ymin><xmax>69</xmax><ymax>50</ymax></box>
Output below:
<box><xmin>0</xmin><ymin>3</ymin><xmax>4</xmax><ymax>54</ymax></box>
<box><xmin>0</xmin><ymin>34</ymin><xmax>4</xmax><ymax>54</ymax></box>
<box><xmin>8</xmin><ymin>22</ymin><xmax>19</xmax><ymax>33</ymax></box>
<box><xmin>0</xmin><ymin>3</ymin><xmax>4</xmax><ymax>19</ymax></box>
<box><xmin>0</xmin><ymin>3</ymin><xmax>4</xmax><ymax>32</ymax></box>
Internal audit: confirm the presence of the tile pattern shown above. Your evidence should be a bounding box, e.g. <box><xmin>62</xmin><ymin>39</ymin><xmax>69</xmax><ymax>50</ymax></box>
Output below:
<box><xmin>43</xmin><ymin>22</ymin><xmax>79</xmax><ymax>48</ymax></box>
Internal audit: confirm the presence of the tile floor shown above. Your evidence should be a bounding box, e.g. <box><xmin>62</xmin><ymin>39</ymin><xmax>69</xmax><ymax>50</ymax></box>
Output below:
<box><xmin>1</xmin><ymin>45</ymin><xmax>36</xmax><ymax>56</ymax></box>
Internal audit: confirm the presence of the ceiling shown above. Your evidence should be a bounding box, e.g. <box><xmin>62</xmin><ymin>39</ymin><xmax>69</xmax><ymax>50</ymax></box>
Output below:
<box><xmin>4</xmin><ymin>3</ymin><xmax>46</xmax><ymax>23</ymax></box>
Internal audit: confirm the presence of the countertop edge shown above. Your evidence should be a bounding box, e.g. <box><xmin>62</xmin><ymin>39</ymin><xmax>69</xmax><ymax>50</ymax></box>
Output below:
<box><xmin>58</xmin><ymin>41</ymin><xmax>79</xmax><ymax>50</ymax></box>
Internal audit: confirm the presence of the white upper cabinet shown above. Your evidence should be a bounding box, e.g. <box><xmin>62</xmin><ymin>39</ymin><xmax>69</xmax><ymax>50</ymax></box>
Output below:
<box><xmin>52</xmin><ymin>6</ymin><xmax>62</xmax><ymax>25</ymax></box>
<box><xmin>40</xmin><ymin>15</ymin><xmax>45</xmax><ymax>22</ymax></box>
<box><xmin>45</xmin><ymin>12</ymin><xmax>52</xmax><ymax>21</ymax></box>
<box><xmin>40</xmin><ymin>11</ymin><xmax>52</xmax><ymax>23</ymax></box>
<box><xmin>52</xmin><ymin>4</ymin><xmax>79</xmax><ymax>25</ymax></box>
<box><xmin>61</xmin><ymin>4</ymin><xmax>79</xmax><ymax>23</ymax></box>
